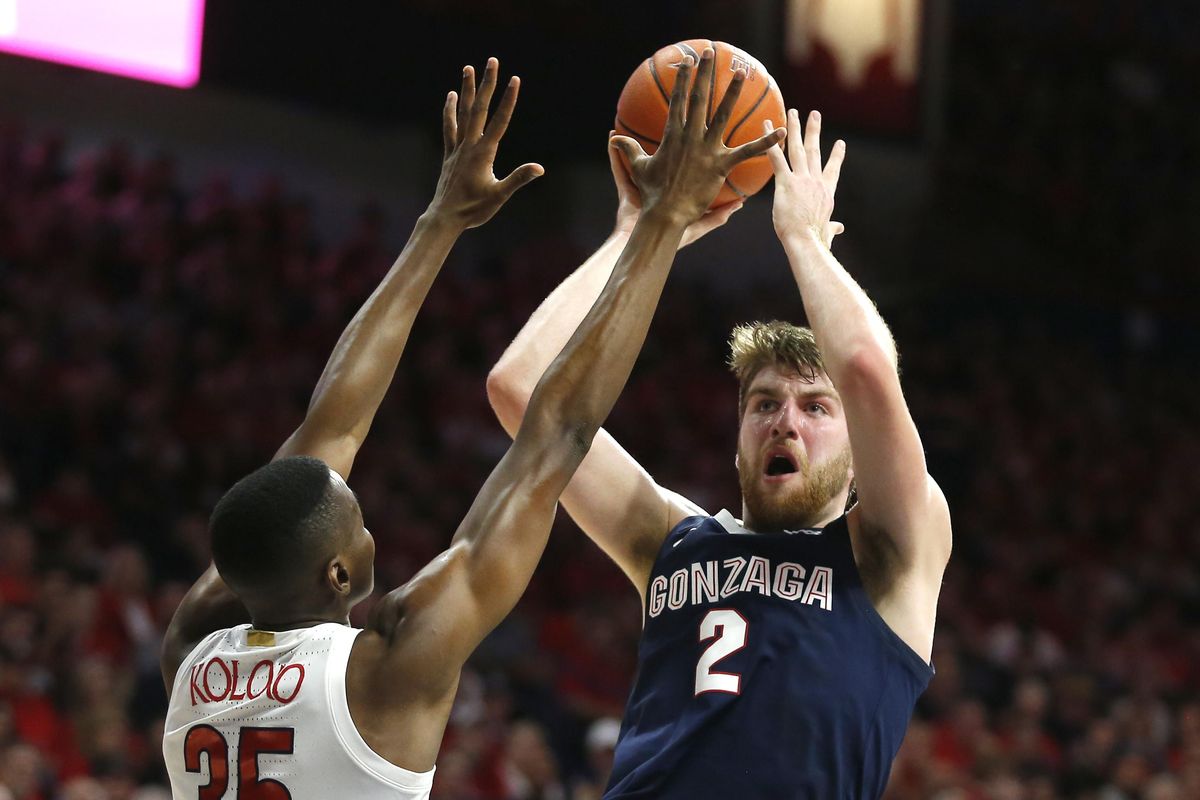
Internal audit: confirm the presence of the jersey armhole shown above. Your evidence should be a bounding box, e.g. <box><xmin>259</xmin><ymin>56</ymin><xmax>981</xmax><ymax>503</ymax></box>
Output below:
<box><xmin>839</xmin><ymin>513</ymin><xmax>935</xmax><ymax>678</ymax></box>
<box><xmin>636</xmin><ymin>489</ymin><xmax>705</xmax><ymax>570</ymax></box>
<box><xmin>326</xmin><ymin>628</ymin><xmax>436</xmax><ymax>791</ymax></box>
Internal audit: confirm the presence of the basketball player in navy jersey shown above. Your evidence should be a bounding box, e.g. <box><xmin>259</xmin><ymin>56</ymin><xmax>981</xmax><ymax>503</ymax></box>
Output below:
<box><xmin>160</xmin><ymin>53</ymin><xmax>782</xmax><ymax>799</ymax></box>
<box><xmin>488</xmin><ymin>86</ymin><xmax>951</xmax><ymax>799</ymax></box>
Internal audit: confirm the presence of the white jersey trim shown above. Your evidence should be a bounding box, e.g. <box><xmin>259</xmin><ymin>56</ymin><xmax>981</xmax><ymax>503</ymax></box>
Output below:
<box><xmin>325</xmin><ymin>626</ymin><xmax>436</xmax><ymax>791</ymax></box>
<box><xmin>714</xmin><ymin>509</ymin><xmax>750</xmax><ymax>534</ymax></box>
<box><xmin>714</xmin><ymin>509</ymin><xmax>824</xmax><ymax>536</ymax></box>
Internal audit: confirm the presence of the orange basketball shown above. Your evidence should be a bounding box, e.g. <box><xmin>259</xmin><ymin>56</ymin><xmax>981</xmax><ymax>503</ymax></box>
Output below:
<box><xmin>615</xmin><ymin>39</ymin><xmax>786</xmax><ymax>208</ymax></box>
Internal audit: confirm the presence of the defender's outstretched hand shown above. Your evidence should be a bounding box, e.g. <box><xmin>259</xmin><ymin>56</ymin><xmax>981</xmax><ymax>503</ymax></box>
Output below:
<box><xmin>609</xmin><ymin>48</ymin><xmax>784</xmax><ymax>226</ymax></box>
<box><xmin>430</xmin><ymin>57</ymin><xmax>544</xmax><ymax>229</ymax></box>
<box><xmin>764</xmin><ymin>109</ymin><xmax>846</xmax><ymax>245</ymax></box>
<box><xmin>608</xmin><ymin>137</ymin><xmax>744</xmax><ymax>248</ymax></box>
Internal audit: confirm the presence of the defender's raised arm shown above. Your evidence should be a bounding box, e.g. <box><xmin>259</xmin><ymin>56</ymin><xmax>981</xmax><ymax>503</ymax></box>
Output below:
<box><xmin>373</xmin><ymin>48</ymin><xmax>787</xmax><ymax>708</ymax></box>
<box><xmin>485</xmin><ymin>65</ymin><xmax>785</xmax><ymax>598</ymax></box>
<box><xmin>161</xmin><ymin>58</ymin><xmax>542</xmax><ymax>692</ymax></box>
<box><xmin>275</xmin><ymin>58</ymin><xmax>543</xmax><ymax>479</ymax></box>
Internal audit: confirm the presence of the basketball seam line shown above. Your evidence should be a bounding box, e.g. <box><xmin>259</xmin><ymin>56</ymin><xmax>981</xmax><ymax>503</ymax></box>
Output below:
<box><xmin>615</xmin><ymin>117</ymin><xmax>661</xmax><ymax>147</ymax></box>
<box><xmin>647</xmin><ymin>58</ymin><xmax>671</xmax><ymax>107</ymax></box>
<box><xmin>724</xmin><ymin>81</ymin><xmax>772</xmax><ymax>146</ymax></box>
<box><xmin>724</xmin><ymin>176</ymin><xmax>750</xmax><ymax>198</ymax></box>
<box><xmin>676</xmin><ymin>42</ymin><xmax>700</xmax><ymax>63</ymax></box>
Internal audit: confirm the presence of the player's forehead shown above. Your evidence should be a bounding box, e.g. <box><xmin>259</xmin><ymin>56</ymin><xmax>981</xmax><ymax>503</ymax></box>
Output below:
<box><xmin>745</xmin><ymin>364</ymin><xmax>837</xmax><ymax>399</ymax></box>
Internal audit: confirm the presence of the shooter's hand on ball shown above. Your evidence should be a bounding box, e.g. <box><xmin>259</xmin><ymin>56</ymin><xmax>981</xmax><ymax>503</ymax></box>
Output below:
<box><xmin>428</xmin><ymin>57</ymin><xmax>544</xmax><ymax>230</ymax></box>
<box><xmin>609</xmin><ymin>48</ymin><xmax>784</xmax><ymax>227</ymax></box>
<box><xmin>764</xmin><ymin>109</ymin><xmax>846</xmax><ymax>248</ymax></box>
<box><xmin>609</xmin><ymin>137</ymin><xmax>744</xmax><ymax>248</ymax></box>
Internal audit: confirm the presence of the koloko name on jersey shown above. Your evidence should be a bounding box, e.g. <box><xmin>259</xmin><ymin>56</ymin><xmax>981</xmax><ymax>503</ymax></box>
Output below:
<box><xmin>188</xmin><ymin>657</ymin><xmax>306</xmax><ymax>706</ymax></box>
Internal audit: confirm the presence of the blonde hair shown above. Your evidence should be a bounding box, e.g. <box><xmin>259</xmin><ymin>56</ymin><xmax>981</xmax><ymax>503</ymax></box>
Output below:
<box><xmin>728</xmin><ymin>321</ymin><xmax>825</xmax><ymax>418</ymax></box>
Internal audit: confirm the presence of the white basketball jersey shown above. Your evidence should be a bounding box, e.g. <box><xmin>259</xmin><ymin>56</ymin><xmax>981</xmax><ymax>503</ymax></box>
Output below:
<box><xmin>163</xmin><ymin>622</ymin><xmax>434</xmax><ymax>799</ymax></box>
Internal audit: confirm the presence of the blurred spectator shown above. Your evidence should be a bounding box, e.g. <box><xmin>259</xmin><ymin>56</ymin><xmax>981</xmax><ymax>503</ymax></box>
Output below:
<box><xmin>571</xmin><ymin>718</ymin><xmax>620</xmax><ymax>800</ymax></box>
<box><xmin>498</xmin><ymin>720</ymin><xmax>565</xmax><ymax>800</ymax></box>
<box><xmin>0</xmin><ymin>743</ymin><xmax>44</xmax><ymax>800</ymax></box>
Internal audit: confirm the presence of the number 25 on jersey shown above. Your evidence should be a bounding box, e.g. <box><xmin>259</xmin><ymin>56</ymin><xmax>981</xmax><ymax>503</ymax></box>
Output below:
<box><xmin>184</xmin><ymin>725</ymin><xmax>295</xmax><ymax>799</ymax></box>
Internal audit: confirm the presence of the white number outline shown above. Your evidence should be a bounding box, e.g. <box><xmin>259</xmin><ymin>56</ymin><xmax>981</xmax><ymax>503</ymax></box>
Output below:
<box><xmin>694</xmin><ymin>608</ymin><xmax>748</xmax><ymax>696</ymax></box>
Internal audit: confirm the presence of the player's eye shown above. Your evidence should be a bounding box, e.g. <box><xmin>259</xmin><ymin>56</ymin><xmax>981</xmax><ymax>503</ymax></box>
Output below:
<box><xmin>807</xmin><ymin>403</ymin><xmax>826</xmax><ymax>415</ymax></box>
<box><xmin>757</xmin><ymin>399</ymin><xmax>778</xmax><ymax>412</ymax></box>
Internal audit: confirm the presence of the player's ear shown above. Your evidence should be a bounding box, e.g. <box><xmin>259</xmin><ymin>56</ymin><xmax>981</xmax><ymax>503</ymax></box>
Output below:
<box><xmin>326</xmin><ymin>558</ymin><xmax>351</xmax><ymax>596</ymax></box>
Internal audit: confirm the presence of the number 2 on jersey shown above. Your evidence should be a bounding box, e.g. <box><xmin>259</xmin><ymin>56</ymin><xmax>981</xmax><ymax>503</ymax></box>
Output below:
<box><xmin>694</xmin><ymin>609</ymin><xmax>748</xmax><ymax>695</ymax></box>
<box><xmin>184</xmin><ymin>725</ymin><xmax>295</xmax><ymax>799</ymax></box>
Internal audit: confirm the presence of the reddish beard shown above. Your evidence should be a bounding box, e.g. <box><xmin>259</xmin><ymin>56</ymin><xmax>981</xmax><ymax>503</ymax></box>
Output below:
<box><xmin>738</xmin><ymin>445</ymin><xmax>853</xmax><ymax>531</ymax></box>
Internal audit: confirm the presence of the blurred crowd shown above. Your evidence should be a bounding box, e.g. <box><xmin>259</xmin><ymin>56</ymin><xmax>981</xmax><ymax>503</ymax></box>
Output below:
<box><xmin>1</xmin><ymin>3</ymin><xmax>1198</xmax><ymax>797</ymax></box>
<box><xmin>937</xmin><ymin>0</ymin><xmax>1198</xmax><ymax>298</ymax></box>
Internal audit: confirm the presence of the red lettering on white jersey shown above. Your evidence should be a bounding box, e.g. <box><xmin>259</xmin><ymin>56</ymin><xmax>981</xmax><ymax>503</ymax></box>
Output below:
<box><xmin>189</xmin><ymin>657</ymin><xmax>306</xmax><ymax>707</ymax></box>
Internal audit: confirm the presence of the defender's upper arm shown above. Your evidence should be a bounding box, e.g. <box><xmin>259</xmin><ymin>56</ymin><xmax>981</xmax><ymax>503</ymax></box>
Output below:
<box><xmin>364</xmin><ymin>426</ymin><xmax>578</xmax><ymax>700</ymax></box>
<box><xmin>557</xmin><ymin>428</ymin><xmax>703</xmax><ymax>600</ymax></box>
<box><xmin>273</xmin><ymin>428</ymin><xmax>359</xmax><ymax>480</ymax></box>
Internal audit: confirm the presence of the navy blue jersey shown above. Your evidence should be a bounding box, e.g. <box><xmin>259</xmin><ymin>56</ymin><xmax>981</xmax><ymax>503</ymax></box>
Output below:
<box><xmin>605</xmin><ymin>510</ymin><xmax>933</xmax><ymax>800</ymax></box>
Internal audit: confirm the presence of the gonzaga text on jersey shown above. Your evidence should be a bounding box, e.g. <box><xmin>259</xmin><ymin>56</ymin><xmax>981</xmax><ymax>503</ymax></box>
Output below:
<box><xmin>647</xmin><ymin>555</ymin><xmax>834</xmax><ymax>618</ymax></box>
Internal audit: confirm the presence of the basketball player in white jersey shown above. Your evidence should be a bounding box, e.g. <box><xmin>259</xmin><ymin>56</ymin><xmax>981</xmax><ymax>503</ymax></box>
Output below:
<box><xmin>160</xmin><ymin>55</ymin><xmax>781</xmax><ymax>799</ymax></box>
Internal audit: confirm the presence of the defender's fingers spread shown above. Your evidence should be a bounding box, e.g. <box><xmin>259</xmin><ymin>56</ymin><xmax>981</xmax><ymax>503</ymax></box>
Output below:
<box><xmin>805</xmin><ymin>110</ymin><xmax>823</xmax><ymax>177</ymax></box>
<box><xmin>471</xmin><ymin>57</ymin><xmax>500</xmax><ymax>135</ymax></box>
<box><xmin>458</xmin><ymin>66</ymin><xmax>476</xmax><ymax>131</ymax></box>
<box><xmin>737</xmin><ymin>127</ymin><xmax>787</xmax><ymax>172</ymax></box>
<box><xmin>499</xmin><ymin>162</ymin><xmax>544</xmax><ymax>198</ymax></box>
<box><xmin>708</xmin><ymin>68</ymin><xmax>746</xmax><ymax>143</ymax></box>
<box><xmin>443</xmin><ymin>91</ymin><xmax>459</xmax><ymax>154</ymax></box>
<box><xmin>484</xmin><ymin>76</ymin><xmax>520</xmax><ymax>143</ymax></box>
<box><xmin>665</xmin><ymin>55</ymin><xmax>694</xmax><ymax>133</ymax></box>
<box><xmin>687</xmin><ymin>47</ymin><xmax>716</xmax><ymax>133</ymax></box>
<box><xmin>824</xmin><ymin>139</ymin><xmax>847</xmax><ymax>193</ymax></box>
<box><xmin>608</xmin><ymin>137</ymin><xmax>637</xmax><ymax>188</ymax></box>
<box><xmin>610</xmin><ymin>135</ymin><xmax>649</xmax><ymax>165</ymax></box>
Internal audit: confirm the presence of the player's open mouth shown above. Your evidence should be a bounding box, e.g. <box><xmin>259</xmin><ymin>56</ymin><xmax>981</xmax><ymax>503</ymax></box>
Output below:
<box><xmin>764</xmin><ymin>452</ymin><xmax>799</xmax><ymax>477</ymax></box>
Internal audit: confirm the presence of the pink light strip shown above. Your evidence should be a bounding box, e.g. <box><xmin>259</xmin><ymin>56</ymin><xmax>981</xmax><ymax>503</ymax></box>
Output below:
<box><xmin>0</xmin><ymin>0</ymin><xmax>205</xmax><ymax>88</ymax></box>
